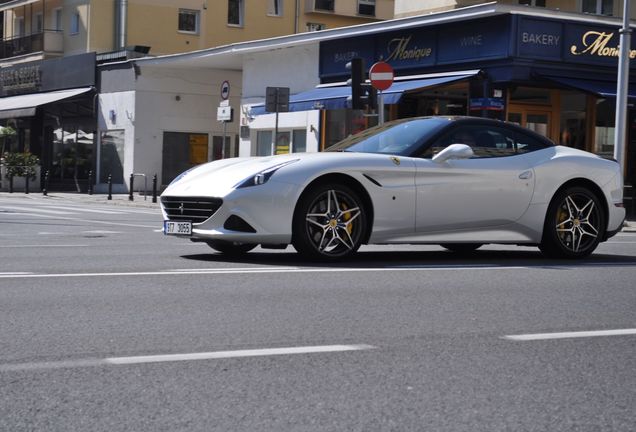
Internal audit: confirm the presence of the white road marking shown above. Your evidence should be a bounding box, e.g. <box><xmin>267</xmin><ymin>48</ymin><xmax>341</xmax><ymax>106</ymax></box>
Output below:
<box><xmin>105</xmin><ymin>344</ymin><xmax>376</xmax><ymax>365</ymax></box>
<box><xmin>40</xmin><ymin>205</ymin><xmax>123</xmax><ymax>215</ymax></box>
<box><xmin>0</xmin><ymin>344</ymin><xmax>375</xmax><ymax>372</ymax></box>
<box><xmin>0</xmin><ymin>272</ymin><xmax>33</xmax><ymax>275</ymax></box>
<box><xmin>503</xmin><ymin>328</ymin><xmax>636</xmax><ymax>341</ymax></box>
<box><xmin>0</xmin><ymin>210</ymin><xmax>158</xmax><ymax>228</ymax></box>
<box><xmin>0</xmin><ymin>265</ymin><xmax>525</xmax><ymax>279</ymax></box>
<box><xmin>1</xmin><ymin>206</ymin><xmax>71</xmax><ymax>215</ymax></box>
<box><xmin>0</xmin><ymin>244</ymin><xmax>89</xmax><ymax>248</ymax></box>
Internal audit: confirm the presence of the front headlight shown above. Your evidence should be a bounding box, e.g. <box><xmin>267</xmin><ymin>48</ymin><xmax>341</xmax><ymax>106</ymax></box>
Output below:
<box><xmin>235</xmin><ymin>159</ymin><xmax>299</xmax><ymax>189</ymax></box>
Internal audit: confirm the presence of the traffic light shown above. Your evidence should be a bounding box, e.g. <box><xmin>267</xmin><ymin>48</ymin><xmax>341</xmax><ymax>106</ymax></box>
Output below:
<box><xmin>346</xmin><ymin>58</ymin><xmax>366</xmax><ymax>110</ymax></box>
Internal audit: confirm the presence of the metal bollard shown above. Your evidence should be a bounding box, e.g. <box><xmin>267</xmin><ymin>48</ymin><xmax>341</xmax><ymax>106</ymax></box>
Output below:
<box><xmin>25</xmin><ymin>175</ymin><xmax>29</xmax><ymax>194</ymax></box>
<box><xmin>152</xmin><ymin>174</ymin><xmax>157</xmax><ymax>203</ymax></box>
<box><xmin>87</xmin><ymin>170</ymin><xmax>93</xmax><ymax>195</ymax></box>
<box><xmin>107</xmin><ymin>174</ymin><xmax>112</xmax><ymax>200</ymax></box>
<box><xmin>42</xmin><ymin>170</ymin><xmax>49</xmax><ymax>196</ymax></box>
<box><xmin>8</xmin><ymin>176</ymin><xmax>13</xmax><ymax>193</ymax></box>
<box><xmin>129</xmin><ymin>173</ymin><xmax>134</xmax><ymax>201</ymax></box>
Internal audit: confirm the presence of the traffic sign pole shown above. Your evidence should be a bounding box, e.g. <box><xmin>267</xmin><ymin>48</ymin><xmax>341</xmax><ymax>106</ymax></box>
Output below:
<box><xmin>378</xmin><ymin>90</ymin><xmax>384</xmax><ymax>125</ymax></box>
<box><xmin>369</xmin><ymin>61</ymin><xmax>394</xmax><ymax>126</ymax></box>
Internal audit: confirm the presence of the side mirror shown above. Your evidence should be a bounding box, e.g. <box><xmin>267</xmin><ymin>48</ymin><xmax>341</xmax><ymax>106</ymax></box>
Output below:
<box><xmin>432</xmin><ymin>143</ymin><xmax>474</xmax><ymax>163</ymax></box>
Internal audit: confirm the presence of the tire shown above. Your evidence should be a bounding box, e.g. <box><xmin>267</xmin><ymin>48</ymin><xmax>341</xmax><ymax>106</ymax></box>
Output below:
<box><xmin>440</xmin><ymin>243</ymin><xmax>483</xmax><ymax>253</ymax></box>
<box><xmin>293</xmin><ymin>183</ymin><xmax>367</xmax><ymax>260</ymax></box>
<box><xmin>539</xmin><ymin>186</ymin><xmax>605</xmax><ymax>259</ymax></box>
<box><xmin>207</xmin><ymin>240</ymin><xmax>257</xmax><ymax>256</ymax></box>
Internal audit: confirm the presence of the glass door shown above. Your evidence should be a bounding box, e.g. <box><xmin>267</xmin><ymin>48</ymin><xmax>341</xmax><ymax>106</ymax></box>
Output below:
<box><xmin>507</xmin><ymin>110</ymin><xmax>551</xmax><ymax>139</ymax></box>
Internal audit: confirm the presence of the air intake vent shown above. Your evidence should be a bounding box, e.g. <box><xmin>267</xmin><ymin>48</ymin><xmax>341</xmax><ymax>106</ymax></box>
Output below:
<box><xmin>161</xmin><ymin>197</ymin><xmax>222</xmax><ymax>223</ymax></box>
<box><xmin>224</xmin><ymin>215</ymin><xmax>256</xmax><ymax>233</ymax></box>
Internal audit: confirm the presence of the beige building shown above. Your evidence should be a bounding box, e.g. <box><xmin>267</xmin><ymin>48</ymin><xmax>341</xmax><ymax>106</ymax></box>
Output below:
<box><xmin>0</xmin><ymin>0</ymin><xmax>394</xmax><ymax>65</ymax></box>
<box><xmin>395</xmin><ymin>0</ymin><xmax>635</xmax><ymax>18</ymax></box>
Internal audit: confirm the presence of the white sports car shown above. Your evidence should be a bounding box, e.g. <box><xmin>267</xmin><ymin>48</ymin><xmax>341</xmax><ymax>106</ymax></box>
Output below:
<box><xmin>161</xmin><ymin>116</ymin><xmax>625</xmax><ymax>260</ymax></box>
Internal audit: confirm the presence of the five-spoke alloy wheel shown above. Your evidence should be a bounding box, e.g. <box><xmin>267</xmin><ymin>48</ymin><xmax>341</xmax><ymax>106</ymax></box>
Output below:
<box><xmin>540</xmin><ymin>186</ymin><xmax>605</xmax><ymax>258</ymax></box>
<box><xmin>293</xmin><ymin>183</ymin><xmax>367</xmax><ymax>260</ymax></box>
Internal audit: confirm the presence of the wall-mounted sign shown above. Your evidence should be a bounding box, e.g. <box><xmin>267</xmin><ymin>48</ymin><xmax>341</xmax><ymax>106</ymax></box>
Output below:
<box><xmin>469</xmin><ymin>97</ymin><xmax>504</xmax><ymax>111</ymax></box>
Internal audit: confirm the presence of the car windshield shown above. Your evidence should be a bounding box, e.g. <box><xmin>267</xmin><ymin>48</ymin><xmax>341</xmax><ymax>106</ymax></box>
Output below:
<box><xmin>325</xmin><ymin>117</ymin><xmax>449</xmax><ymax>156</ymax></box>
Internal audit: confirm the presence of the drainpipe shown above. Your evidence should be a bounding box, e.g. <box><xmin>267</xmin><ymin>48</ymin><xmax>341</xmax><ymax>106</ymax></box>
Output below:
<box><xmin>115</xmin><ymin>0</ymin><xmax>127</xmax><ymax>50</ymax></box>
<box><xmin>294</xmin><ymin>0</ymin><xmax>299</xmax><ymax>34</ymax></box>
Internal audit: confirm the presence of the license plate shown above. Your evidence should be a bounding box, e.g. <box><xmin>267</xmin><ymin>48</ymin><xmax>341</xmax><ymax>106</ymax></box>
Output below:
<box><xmin>164</xmin><ymin>221</ymin><xmax>192</xmax><ymax>236</ymax></box>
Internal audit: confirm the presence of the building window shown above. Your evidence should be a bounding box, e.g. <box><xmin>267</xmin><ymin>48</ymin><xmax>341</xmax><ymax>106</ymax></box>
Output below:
<box><xmin>228</xmin><ymin>0</ymin><xmax>244</xmax><ymax>26</ymax></box>
<box><xmin>35</xmin><ymin>13</ymin><xmax>43</xmax><ymax>33</ymax></box>
<box><xmin>292</xmin><ymin>130</ymin><xmax>307</xmax><ymax>153</ymax></box>
<box><xmin>358</xmin><ymin>0</ymin><xmax>376</xmax><ymax>16</ymax></box>
<box><xmin>14</xmin><ymin>16</ymin><xmax>25</xmax><ymax>37</ymax></box>
<box><xmin>53</xmin><ymin>8</ymin><xmax>63</xmax><ymax>31</ymax></box>
<box><xmin>100</xmin><ymin>130</ymin><xmax>125</xmax><ymax>184</ymax></box>
<box><xmin>256</xmin><ymin>131</ymin><xmax>273</xmax><ymax>156</ymax></box>
<box><xmin>314</xmin><ymin>0</ymin><xmax>335</xmax><ymax>12</ymax></box>
<box><xmin>268</xmin><ymin>0</ymin><xmax>282</xmax><ymax>16</ymax></box>
<box><xmin>581</xmin><ymin>0</ymin><xmax>613</xmax><ymax>15</ymax></box>
<box><xmin>70</xmin><ymin>12</ymin><xmax>80</xmax><ymax>35</ymax></box>
<box><xmin>178</xmin><ymin>9</ymin><xmax>199</xmax><ymax>33</ymax></box>
<box><xmin>307</xmin><ymin>22</ymin><xmax>326</xmax><ymax>31</ymax></box>
<box><xmin>519</xmin><ymin>0</ymin><xmax>546</xmax><ymax>6</ymax></box>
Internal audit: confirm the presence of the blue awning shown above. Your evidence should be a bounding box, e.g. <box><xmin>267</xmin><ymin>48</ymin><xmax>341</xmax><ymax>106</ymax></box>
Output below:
<box><xmin>249</xmin><ymin>71</ymin><xmax>479</xmax><ymax>116</ymax></box>
<box><xmin>544</xmin><ymin>76</ymin><xmax>636</xmax><ymax>99</ymax></box>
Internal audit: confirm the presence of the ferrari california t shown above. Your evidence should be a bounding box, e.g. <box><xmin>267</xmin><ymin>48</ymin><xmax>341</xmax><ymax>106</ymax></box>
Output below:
<box><xmin>160</xmin><ymin>116</ymin><xmax>625</xmax><ymax>260</ymax></box>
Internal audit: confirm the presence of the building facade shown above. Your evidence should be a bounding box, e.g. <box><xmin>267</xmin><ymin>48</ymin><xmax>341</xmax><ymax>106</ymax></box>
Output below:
<box><xmin>0</xmin><ymin>0</ymin><xmax>393</xmax><ymax>191</ymax></box>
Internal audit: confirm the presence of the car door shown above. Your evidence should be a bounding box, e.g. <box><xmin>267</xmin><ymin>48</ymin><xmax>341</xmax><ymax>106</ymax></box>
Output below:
<box><xmin>414</xmin><ymin>123</ymin><xmax>536</xmax><ymax>233</ymax></box>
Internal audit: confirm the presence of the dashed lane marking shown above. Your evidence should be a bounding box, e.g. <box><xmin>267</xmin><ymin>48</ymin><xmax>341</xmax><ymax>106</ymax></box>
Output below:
<box><xmin>502</xmin><ymin>328</ymin><xmax>636</xmax><ymax>341</ymax></box>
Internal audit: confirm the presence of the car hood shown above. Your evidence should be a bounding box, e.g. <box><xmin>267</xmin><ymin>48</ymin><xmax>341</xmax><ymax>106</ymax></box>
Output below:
<box><xmin>162</xmin><ymin>154</ymin><xmax>309</xmax><ymax>197</ymax></box>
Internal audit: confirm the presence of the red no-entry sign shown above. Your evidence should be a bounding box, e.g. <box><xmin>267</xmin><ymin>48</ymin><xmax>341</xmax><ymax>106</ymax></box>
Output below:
<box><xmin>369</xmin><ymin>61</ymin><xmax>394</xmax><ymax>91</ymax></box>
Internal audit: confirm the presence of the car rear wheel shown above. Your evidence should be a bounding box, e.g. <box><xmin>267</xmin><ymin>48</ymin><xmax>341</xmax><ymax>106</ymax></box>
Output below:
<box><xmin>206</xmin><ymin>240</ymin><xmax>257</xmax><ymax>256</ymax></box>
<box><xmin>440</xmin><ymin>243</ymin><xmax>483</xmax><ymax>253</ymax></box>
<box><xmin>539</xmin><ymin>186</ymin><xmax>605</xmax><ymax>259</ymax></box>
<box><xmin>293</xmin><ymin>183</ymin><xmax>367</xmax><ymax>260</ymax></box>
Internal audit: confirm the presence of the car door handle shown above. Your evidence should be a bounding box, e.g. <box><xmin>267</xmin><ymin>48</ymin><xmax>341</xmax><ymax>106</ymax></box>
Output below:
<box><xmin>518</xmin><ymin>170</ymin><xmax>533</xmax><ymax>180</ymax></box>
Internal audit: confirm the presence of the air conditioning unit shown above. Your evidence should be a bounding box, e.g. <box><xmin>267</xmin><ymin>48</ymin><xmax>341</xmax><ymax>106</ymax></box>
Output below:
<box><xmin>306</xmin><ymin>22</ymin><xmax>326</xmax><ymax>32</ymax></box>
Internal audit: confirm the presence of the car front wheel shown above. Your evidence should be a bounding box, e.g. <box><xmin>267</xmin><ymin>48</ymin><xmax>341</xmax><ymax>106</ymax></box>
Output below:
<box><xmin>540</xmin><ymin>186</ymin><xmax>605</xmax><ymax>259</ymax></box>
<box><xmin>293</xmin><ymin>183</ymin><xmax>367</xmax><ymax>260</ymax></box>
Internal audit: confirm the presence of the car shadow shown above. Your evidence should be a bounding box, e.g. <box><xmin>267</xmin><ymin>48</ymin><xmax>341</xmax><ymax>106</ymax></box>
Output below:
<box><xmin>180</xmin><ymin>247</ymin><xmax>636</xmax><ymax>269</ymax></box>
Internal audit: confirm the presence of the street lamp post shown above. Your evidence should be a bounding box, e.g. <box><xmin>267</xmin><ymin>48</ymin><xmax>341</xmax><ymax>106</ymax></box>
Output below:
<box><xmin>614</xmin><ymin>0</ymin><xmax>632</xmax><ymax>173</ymax></box>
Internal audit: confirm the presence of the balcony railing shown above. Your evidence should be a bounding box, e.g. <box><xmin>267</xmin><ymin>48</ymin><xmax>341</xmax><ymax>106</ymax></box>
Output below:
<box><xmin>1</xmin><ymin>30</ymin><xmax>63</xmax><ymax>60</ymax></box>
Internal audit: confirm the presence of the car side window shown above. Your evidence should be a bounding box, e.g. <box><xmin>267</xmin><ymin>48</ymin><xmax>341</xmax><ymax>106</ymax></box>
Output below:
<box><xmin>514</xmin><ymin>131</ymin><xmax>551</xmax><ymax>153</ymax></box>
<box><xmin>421</xmin><ymin>125</ymin><xmax>518</xmax><ymax>159</ymax></box>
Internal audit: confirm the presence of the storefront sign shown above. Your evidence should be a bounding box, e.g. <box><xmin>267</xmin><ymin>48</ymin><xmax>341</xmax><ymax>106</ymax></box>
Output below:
<box><xmin>517</xmin><ymin>18</ymin><xmax>562</xmax><ymax>60</ymax></box>
<box><xmin>0</xmin><ymin>52</ymin><xmax>96</xmax><ymax>97</ymax></box>
<box><xmin>469</xmin><ymin>97</ymin><xmax>504</xmax><ymax>111</ymax></box>
<box><xmin>0</xmin><ymin>65</ymin><xmax>42</xmax><ymax>92</ymax></box>
<box><xmin>570</xmin><ymin>31</ymin><xmax>636</xmax><ymax>59</ymax></box>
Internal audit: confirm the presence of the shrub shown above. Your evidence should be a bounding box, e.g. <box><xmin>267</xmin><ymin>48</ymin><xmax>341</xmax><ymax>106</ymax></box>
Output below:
<box><xmin>2</xmin><ymin>152</ymin><xmax>40</xmax><ymax>180</ymax></box>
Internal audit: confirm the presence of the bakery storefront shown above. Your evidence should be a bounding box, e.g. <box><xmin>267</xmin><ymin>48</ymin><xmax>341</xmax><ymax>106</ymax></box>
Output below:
<box><xmin>0</xmin><ymin>53</ymin><xmax>96</xmax><ymax>191</ymax></box>
<box><xmin>316</xmin><ymin>10</ymin><xmax>636</xmax><ymax>187</ymax></box>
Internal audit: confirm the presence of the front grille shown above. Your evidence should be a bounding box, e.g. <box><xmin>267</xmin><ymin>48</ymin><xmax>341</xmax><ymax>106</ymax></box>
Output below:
<box><xmin>161</xmin><ymin>196</ymin><xmax>223</xmax><ymax>223</ymax></box>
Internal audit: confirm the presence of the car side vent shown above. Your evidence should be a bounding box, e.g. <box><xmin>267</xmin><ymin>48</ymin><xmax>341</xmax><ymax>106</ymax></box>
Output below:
<box><xmin>161</xmin><ymin>197</ymin><xmax>222</xmax><ymax>223</ymax></box>
<box><xmin>363</xmin><ymin>174</ymin><xmax>383</xmax><ymax>187</ymax></box>
<box><xmin>224</xmin><ymin>215</ymin><xmax>256</xmax><ymax>233</ymax></box>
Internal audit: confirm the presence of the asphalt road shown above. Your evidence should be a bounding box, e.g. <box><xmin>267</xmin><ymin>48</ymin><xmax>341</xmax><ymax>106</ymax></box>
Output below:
<box><xmin>1</xmin><ymin>194</ymin><xmax>635</xmax><ymax>431</ymax></box>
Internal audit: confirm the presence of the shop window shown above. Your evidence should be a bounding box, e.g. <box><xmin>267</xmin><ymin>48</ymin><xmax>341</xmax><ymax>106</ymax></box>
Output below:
<box><xmin>256</xmin><ymin>130</ymin><xmax>272</xmax><ymax>156</ymax></box>
<box><xmin>162</xmin><ymin>132</ymin><xmax>208</xmax><ymax>185</ymax></box>
<box><xmin>324</xmin><ymin>110</ymin><xmax>373</xmax><ymax>149</ymax></box>
<box><xmin>594</xmin><ymin>99</ymin><xmax>616</xmax><ymax>158</ymax></box>
<box><xmin>292</xmin><ymin>130</ymin><xmax>307</xmax><ymax>153</ymax></box>
<box><xmin>178</xmin><ymin>9</ymin><xmax>199</xmax><ymax>33</ymax></box>
<box><xmin>509</xmin><ymin>87</ymin><xmax>551</xmax><ymax>105</ymax></box>
<box><xmin>268</xmin><ymin>0</ymin><xmax>282</xmax><ymax>16</ymax></box>
<box><xmin>358</xmin><ymin>0</ymin><xmax>376</xmax><ymax>16</ymax></box>
<box><xmin>212</xmin><ymin>136</ymin><xmax>231</xmax><ymax>160</ymax></box>
<box><xmin>228</xmin><ymin>0</ymin><xmax>244</xmax><ymax>26</ymax></box>
<box><xmin>70</xmin><ymin>12</ymin><xmax>80</xmax><ymax>35</ymax></box>
<box><xmin>100</xmin><ymin>130</ymin><xmax>125</xmax><ymax>183</ymax></box>
<box><xmin>582</xmin><ymin>0</ymin><xmax>613</xmax><ymax>15</ymax></box>
<box><xmin>560</xmin><ymin>92</ymin><xmax>587</xmax><ymax>150</ymax></box>
<box><xmin>51</xmin><ymin>126</ymin><xmax>93</xmax><ymax>183</ymax></box>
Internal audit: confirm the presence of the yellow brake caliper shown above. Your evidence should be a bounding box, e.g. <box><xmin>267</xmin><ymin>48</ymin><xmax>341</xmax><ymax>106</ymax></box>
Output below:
<box><xmin>341</xmin><ymin>202</ymin><xmax>353</xmax><ymax>234</ymax></box>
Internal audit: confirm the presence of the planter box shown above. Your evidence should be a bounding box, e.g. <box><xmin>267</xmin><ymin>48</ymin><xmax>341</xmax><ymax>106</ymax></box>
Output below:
<box><xmin>0</xmin><ymin>165</ymin><xmax>41</xmax><ymax>192</ymax></box>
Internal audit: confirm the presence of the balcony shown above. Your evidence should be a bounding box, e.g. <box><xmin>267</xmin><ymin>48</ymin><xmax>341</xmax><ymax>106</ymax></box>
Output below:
<box><xmin>1</xmin><ymin>30</ymin><xmax>63</xmax><ymax>61</ymax></box>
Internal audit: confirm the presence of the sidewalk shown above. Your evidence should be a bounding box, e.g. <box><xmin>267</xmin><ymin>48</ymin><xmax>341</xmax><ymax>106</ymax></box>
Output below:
<box><xmin>0</xmin><ymin>191</ymin><xmax>160</xmax><ymax>209</ymax></box>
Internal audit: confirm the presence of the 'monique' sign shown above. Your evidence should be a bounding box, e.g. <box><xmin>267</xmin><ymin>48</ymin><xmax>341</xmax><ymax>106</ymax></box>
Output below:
<box><xmin>385</xmin><ymin>36</ymin><xmax>433</xmax><ymax>62</ymax></box>
<box><xmin>570</xmin><ymin>31</ymin><xmax>636</xmax><ymax>58</ymax></box>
